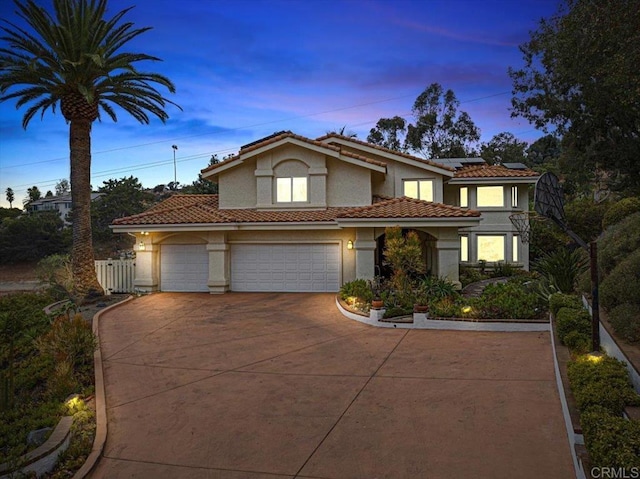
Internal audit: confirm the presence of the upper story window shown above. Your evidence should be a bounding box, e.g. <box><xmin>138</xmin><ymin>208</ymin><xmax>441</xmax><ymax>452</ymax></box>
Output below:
<box><xmin>404</xmin><ymin>179</ymin><xmax>433</xmax><ymax>202</ymax></box>
<box><xmin>511</xmin><ymin>186</ymin><xmax>518</xmax><ymax>208</ymax></box>
<box><xmin>460</xmin><ymin>187</ymin><xmax>468</xmax><ymax>208</ymax></box>
<box><xmin>276</xmin><ymin>177</ymin><xmax>307</xmax><ymax>203</ymax></box>
<box><xmin>476</xmin><ymin>186</ymin><xmax>504</xmax><ymax>207</ymax></box>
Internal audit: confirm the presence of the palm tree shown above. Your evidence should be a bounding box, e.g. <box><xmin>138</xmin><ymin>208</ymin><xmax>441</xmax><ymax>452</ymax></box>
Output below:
<box><xmin>0</xmin><ymin>0</ymin><xmax>180</xmax><ymax>299</ymax></box>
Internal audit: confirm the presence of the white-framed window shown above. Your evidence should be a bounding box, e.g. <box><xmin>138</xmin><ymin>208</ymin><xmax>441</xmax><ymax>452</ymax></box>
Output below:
<box><xmin>511</xmin><ymin>186</ymin><xmax>518</xmax><ymax>208</ymax></box>
<box><xmin>460</xmin><ymin>235</ymin><xmax>469</xmax><ymax>262</ymax></box>
<box><xmin>403</xmin><ymin>179</ymin><xmax>433</xmax><ymax>201</ymax></box>
<box><xmin>276</xmin><ymin>177</ymin><xmax>307</xmax><ymax>203</ymax></box>
<box><xmin>477</xmin><ymin>235</ymin><xmax>505</xmax><ymax>262</ymax></box>
<box><xmin>460</xmin><ymin>187</ymin><xmax>468</xmax><ymax>208</ymax></box>
<box><xmin>477</xmin><ymin>186</ymin><xmax>504</xmax><ymax>207</ymax></box>
<box><xmin>512</xmin><ymin>236</ymin><xmax>519</xmax><ymax>262</ymax></box>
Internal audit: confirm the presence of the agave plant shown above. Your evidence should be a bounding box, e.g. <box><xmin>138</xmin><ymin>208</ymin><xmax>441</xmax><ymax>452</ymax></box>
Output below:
<box><xmin>533</xmin><ymin>247</ymin><xmax>588</xmax><ymax>294</ymax></box>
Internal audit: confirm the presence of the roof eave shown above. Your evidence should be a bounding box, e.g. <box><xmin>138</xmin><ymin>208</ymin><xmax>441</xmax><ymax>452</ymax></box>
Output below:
<box><xmin>335</xmin><ymin>217</ymin><xmax>482</xmax><ymax>228</ymax></box>
<box><xmin>448</xmin><ymin>176</ymin><xmax>539</xmax><ymax>185</ymax></box>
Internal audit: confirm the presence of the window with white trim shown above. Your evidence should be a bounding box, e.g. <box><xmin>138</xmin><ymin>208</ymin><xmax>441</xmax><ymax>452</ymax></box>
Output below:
<box><xmin>276</xmin><ymin>177</ymin><xmax>307</xmax><ymax>203</ymax></box>
<box><xmin>403</xmin><ymin>179</ymin><xmax>433</xmax><ymax>201</ymax></box>
<box><xmin>477</xmin><ymin>235</ymin><xmax>505</xmax><ymax>262</ymax></box>
<box><xmin>512</xmin><ymin>236</ymin><xmax>519</xmax><ymax>262</ymax></box>
<box><xmin>460</xmin><ymin>187</ymin><xmax>468</xmax><ymax>207</ymax></box>
<box><xmin>477</xmin><ymin>186</ymin><xmax>504</xmax><ymax>207</ymax></box>
<box><xmin>460</xmin><ymin>235</ymin><xmax>469</xmax><ymax>262</ymax></box>
<box><xmin>511</xmin><ymin>186</ymin><xmax>518</xmax><ymax>208</ymax></box>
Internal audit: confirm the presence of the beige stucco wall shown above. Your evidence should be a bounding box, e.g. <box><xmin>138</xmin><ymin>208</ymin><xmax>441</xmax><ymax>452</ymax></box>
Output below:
<box><xmin>218</xmin><ymin>160</ymin><xmax>257</xmax><ymax>209</ymax></box>
<box><xmin>326</xmin><ymin>157</ymin><xmax>371</xmax><ymax>207</ymax></box>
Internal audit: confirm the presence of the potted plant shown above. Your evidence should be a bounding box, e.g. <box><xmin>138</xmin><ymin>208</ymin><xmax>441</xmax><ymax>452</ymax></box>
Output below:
<box><xmin>369</xmin><ymin>277</ymin><xmax>384</xmax><ymax>309</ymax></box>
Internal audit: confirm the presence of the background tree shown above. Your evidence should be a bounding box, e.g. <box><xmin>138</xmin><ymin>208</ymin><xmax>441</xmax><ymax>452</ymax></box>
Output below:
<box><xmin>92</xmin><ymin>176</ymin><xmax>152</xmax><ymax>252</ymax></box>
<box><xmin>405</xmin><ymin>83</ymin><xmax>480</xmax><ymax>158</ymax></box>
<box><xmin>24</xmin><ymin>186</ymin><xmax>41</xmax><ymax>206</ymax></box>
<box><xmin>367</xmin><ymin>116</ymin><xmax>407</xmax><ymax>152</ymax></box>
<box><xmin>55</xmin><ymin>179</ymin><xmax>70</xmax><ymax>196</ymax></box>
<box><xmin>509</xmin><ymin>0</ymin><xmax>640</xmax><ymax>194</ymax></box>
<box><xmin>5</xmin><ymin>188</ymin><xmax>14</xmax><ymax>208</ymax></box>
<box><xmin>480</xmin><ymin>132</ymin><xmax>527</xmax><ymax>165</ymax></box>
<box><xmin>368</xmin><ymin>84</ymin><xmax>480</xmax><ymax>158</ymax></box>
<box><xmin>0</xmin><ymin>0</ymin><xmax>180</xmax><ymax>299</ymax></box>
<box><xmin>0</xmin><ymin>211</ymin><xmax>70</xmax><ymax>263</ymax></box>
<box><xmin>525</xmin><ymin>134</ymin><xmax>561</xmax><ymax>169</ymax></box>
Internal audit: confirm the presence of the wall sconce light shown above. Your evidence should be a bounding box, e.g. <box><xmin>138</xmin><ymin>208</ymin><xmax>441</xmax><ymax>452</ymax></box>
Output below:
<box><xmin>347</xmin><ymin>240</ymin><xmax>354</xmax><ymax>250</ymax></box>
<box><xmin>138</xmin><ymin>241</ymin><xmax>146</xmax><ymax>251</ymax></box>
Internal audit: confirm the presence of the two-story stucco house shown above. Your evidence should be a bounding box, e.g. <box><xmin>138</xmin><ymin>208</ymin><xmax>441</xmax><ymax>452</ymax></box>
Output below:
<box><xmin>111</xmin><ymin>132</ymin><xmax>539</xmax><ymax>293</ymax></box>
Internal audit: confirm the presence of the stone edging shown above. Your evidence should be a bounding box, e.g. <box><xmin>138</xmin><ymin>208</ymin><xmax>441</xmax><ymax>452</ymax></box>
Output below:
<box><xmin>335</xmin><ymin>297</ymin><xmax>550</xmax><ymax>332</ymax></box>
<box><xmin>0</xmin><ymin>416</ymin><xmax>73</xmax><ymax>478</ymax></box>
<box><xmin>71</xmin><ymin>295</ymin><xmax>135</xmax><ymax>479</ymax></box>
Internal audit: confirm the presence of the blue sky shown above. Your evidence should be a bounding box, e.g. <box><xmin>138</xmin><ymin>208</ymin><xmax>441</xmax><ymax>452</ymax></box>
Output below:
<box><xmin>0</xmin><ymin>0</ymin><xmax>560</xmax><ymax>208</ymax></box>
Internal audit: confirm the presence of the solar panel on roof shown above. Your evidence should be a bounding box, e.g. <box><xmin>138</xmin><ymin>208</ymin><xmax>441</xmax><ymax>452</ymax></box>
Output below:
<box><xmin>503</xmin><ymin>162</ymin><xmax>528</xmax><ymax>170</ymax></box>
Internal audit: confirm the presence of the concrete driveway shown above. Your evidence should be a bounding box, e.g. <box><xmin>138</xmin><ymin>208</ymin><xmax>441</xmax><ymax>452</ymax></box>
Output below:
<box><xmin>90</xmin><ymin>293</ymin><xmax>574</xmax><ymax>479</ymax></box>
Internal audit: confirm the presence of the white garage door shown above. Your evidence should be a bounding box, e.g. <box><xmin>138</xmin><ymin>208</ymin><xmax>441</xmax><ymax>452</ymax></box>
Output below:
<box><xmin>231</xmin><ymin>243</ymin><xmax>340</xmax><ymax>292</ymax></box>
<box><xmin>160</xmin><ymin>244</ymin><xmax>209</xmax><ymax>292</ymax></box>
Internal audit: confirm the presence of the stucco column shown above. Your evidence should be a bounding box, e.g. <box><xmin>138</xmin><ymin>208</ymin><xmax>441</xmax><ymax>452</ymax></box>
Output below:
<box><xmin>435</xmin><ymin>229</ymin><xmax>462</xmax><ymax>289</ymax></box>
<box><xmin>207</xmin><ymin>232</ymin><xmax>229</xmax><ymax>293</ymax></box>
<box><xmin>354</xmin><ymin>228</ymin><xmax>376</xmax><ymax>280</ymax></box>
<box><xmin>134</xmin><ymin>237</ymin><xmax>159</xmax><ymax>292</ymax></box>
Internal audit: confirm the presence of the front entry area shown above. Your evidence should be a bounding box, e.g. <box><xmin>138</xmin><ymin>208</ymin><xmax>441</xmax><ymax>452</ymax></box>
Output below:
<box><xmin>230</xmin><ymin>243</ymin><xmax>340</xmax><ymax>292</ymax></box>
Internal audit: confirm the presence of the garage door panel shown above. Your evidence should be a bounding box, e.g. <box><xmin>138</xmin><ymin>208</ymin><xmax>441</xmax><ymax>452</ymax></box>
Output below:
<box><xmin>161</xmin><ymin>244</ymin><xmax>209</xmax><ymax>292</ymax></box>
<box><xmin>231</xmin><ymin>243</ymin><xmax>340</xmax><ymax>292</ymax></box>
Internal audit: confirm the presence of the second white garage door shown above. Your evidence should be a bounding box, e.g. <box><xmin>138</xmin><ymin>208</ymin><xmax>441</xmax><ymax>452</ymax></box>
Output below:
<box><xmin>160</xmin><ymin>244</ymin><xmax>209</xmax><ymax>292</ymax></box>
<box><xmin>231</xmin><ymin>243</ymin><xmax>340</xmax><ymax>292</ymax></box>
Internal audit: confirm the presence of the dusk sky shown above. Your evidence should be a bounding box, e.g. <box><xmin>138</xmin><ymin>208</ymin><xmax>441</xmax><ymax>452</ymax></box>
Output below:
<box><xmin>0</xmin><ymin>0</ymin><xmax>560</xmax><ymax>208</ymax></box>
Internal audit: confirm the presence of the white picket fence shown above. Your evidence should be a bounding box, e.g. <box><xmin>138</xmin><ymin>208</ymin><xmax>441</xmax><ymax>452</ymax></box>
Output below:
<box><xmin>95</xmin><ymin>259</ymin><xmax>135</xmax><ymax>294</ymax></box>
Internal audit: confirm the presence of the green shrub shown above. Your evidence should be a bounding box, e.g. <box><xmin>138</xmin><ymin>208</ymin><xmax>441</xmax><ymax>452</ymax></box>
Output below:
<box><xmin>534</xmin><ymin>248</ymin><xmax>588</xmax><ymax>294</ymax></box>
<box><xmin>37</xmin><ymin>254</ymin><xmax>74</xmax><ymax>300</ymax></box>
<box><xmin>382</xmin><ymin>306</ymin><xmax>412</xmax><ymax>318</ymax></box>
<box><xmin>598</xmin><ymin>212</ymin><xmax>640</xmax><ymax>277</ymax></box>
<box><xmin>459</xmin><ymin>266</ymin><xmax>485</xmax><ymax>287</ymax></box>
<box><xmin>567</xmin><ymin>355</ymin><xmax>640</xmax><ymax>416</ymax></box>
<box><xmin>600</xmin><ymin>249</ymin><xmax>640</xmax><ymax>311</ymax></box>
<box><xmin>37</xmin><ymin>314</ymin><xmax>97</xmax><ymax>370</ymax></box>
<box><xmin>603</xmin><ymin>197</ymin><xmax>640</xmax><ymax>229</ymax></box>
<box><xmin>581</xmin><ymin>407</ymin><xmax>640</xmax><ymax>469</ymax></box>
<box><xmin>418</xmin><ymin>275</ymin><xmax>458</xmax><ymax>301</ymax></box>
<box><xmin>609</xmin><ymin>303</ymin><xmax>640</xmax><ymax>343</ymax></box>
<box><xmin>430</xmin><ymin>296</ymin><xmax>462</xmax><ymax>318</ymax></box>
<box><xmin>555</xmin><ymin>307</ymin><xmax>591</xmax><ymax>343</ymax></box>
<box><xmin>339</xmin><ymin>279</ymin><xmax>373</xmax><ymax>303</ymax></box>
<box><xmin>469</xmin><ymin>278</ymin><xmax>545</xmax><ymax>319</ymax></box>
<box><xmin>563</xmin><ymin>330</ymin><xmax>591</xmax><ymax>355</ymax></box>
<box><xmin>549</xmin><ymin>292</ymin><xmax>583</xmax><ymax>316</ymax></box>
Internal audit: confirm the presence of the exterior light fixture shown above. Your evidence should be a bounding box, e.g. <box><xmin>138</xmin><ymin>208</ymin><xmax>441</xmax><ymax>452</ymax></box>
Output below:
<box><xmin>347</xmin><ymin>240</ymin><xmax>354</xmax><ymax>250</ymax></box>
<box><xmin>139</xmin><ymin>241</ymin><xmax>146</xmax><ymax>251</ymax></box>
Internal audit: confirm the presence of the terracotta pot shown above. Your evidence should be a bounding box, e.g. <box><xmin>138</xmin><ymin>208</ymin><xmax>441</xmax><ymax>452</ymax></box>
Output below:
<box><xmin>413</xmin><ymin>304</ymin><xmax>429</xmax><ymax>313</ymax></box>
<box><xmin>371</xmin><ymin>300</ymin><xmax>384</xmax><ymax>309</ymax></box>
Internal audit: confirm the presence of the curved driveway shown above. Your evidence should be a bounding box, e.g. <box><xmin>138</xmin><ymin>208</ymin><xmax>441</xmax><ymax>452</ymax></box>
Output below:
<box><xmin>90</xmin><ymin>293</ymin><xmax>574</xmax><ymax>479</ymax></box>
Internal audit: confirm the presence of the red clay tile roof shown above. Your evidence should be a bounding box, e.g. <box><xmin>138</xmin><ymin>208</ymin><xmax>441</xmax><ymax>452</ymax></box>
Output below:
<box><xmin>112</xmin><ymin>194</ymin><xmax>480</xmax><ymax>227</ymax></box>
<box><xmin>201</xmin><ymin>132</ymin><xmax>388</xmax><ymax>175</ymax></box>
<box><xmin>336</xmin><ymin>197</ymin><xmax>481</xmax><ymax>219</ymax></box>
<box><xmin>316</xmin><ymin>133</ymin><xmax>456</xmax><ymax>172</ymax></box>
<box><xmin>453</xmin><ymin>164</ymin><xmax>539</xmax><ymax>178</ymax></box>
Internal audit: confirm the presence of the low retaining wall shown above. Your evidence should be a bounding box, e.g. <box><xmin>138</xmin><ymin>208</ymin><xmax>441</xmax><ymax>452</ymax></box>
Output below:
<box><xmin>0</xmin><ymin>416</ymin><xmax>73</xmax><ymax>479</ymax></box>
<box><xmin>336</xmin><ymin>298</ymin><xmax>549</xmax><ymax>332</ymax></box>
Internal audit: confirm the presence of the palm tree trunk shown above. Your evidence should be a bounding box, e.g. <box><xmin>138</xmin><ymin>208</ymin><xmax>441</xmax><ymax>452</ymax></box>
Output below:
<box><xmin>70</xmin><ymin>118</ymin><xmax>104</xmax><ymax>299</ymax></box>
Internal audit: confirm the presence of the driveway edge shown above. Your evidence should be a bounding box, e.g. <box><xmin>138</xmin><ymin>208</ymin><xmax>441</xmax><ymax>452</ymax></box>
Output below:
<box><xmin>72</xmin><ymin>295</ymin><xmax>135</xmax><ymax>479</ymax></box>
